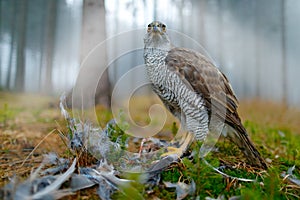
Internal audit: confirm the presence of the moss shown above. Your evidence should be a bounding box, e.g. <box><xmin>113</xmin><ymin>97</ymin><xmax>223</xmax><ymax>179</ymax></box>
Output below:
<box><xmin>1</xmin><ymin>93</ymin><xmax>300</xmax><ymax>199</ymax></box>
<box><xmin>171</xmin><ymin>121</ymin><xmax>179</xmax><ymax>136</ymax></box>
<box><xmin>0</xmin><ymin>103</ymin><xmax>22</xmax><ymax>127</ymax></box>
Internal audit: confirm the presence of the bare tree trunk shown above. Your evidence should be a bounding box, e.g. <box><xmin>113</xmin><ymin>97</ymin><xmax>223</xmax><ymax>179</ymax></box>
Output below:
<box><xmin>38</xmin><ymin>2</ymin><xmax>47</xmax><ymax>92</ymax></box>
<box><xmin>254</xmin><ymin>1</ymin><xmax>261</xmax><ymax>98</ymax></box>
<box><xmin>113</xmin><ymin>0</ymin><xmax>119</xmax><ymax>84</ymax></box>
<box><xmin>153</xmin><ymin>0</ymin><xmax>157</xmax><ymax>20</ymax></box>
<box><xmin>6</xmin><ymin>1</ymin><xmax>16</xmax><ymax>89</ymax></box>
<box><xmin>130</xmin><ymin>2</ymin><xmax>138</xmax><ymax>92</ymax></box>
<box><xmin>198</xmin><ymin>0</ymin><xmax>206</xmax><ymax>47</ymax></box>
<box><xmin>14</xmin><ymin>0</ymin><xmax>28</xmax><ymax>92</ymax></box>
<box><xmin>68</xmin><ymin>0</ymin><xmax>110</xmax><ymax>108</ymax></box>
<box><xmin>281</xmin><ymin>0</ymin><xmax>287</xmax><ymax>106</ymax></box>
<box><xmin>0</xmin><ymin>0</ymin><xmax>2</xmax><ymax>83</ymax></box>
<box><xmin>41</xmin><ymin>0</ymin><xmax>58</xmax><ymax>94</ymax></box>
<box><xmin>179</xmin><ymin>0</ymin><xmax>184</xmax><ymax>46</ymax></box>
<box><xmin>217</xmin><ymin>0</ymin><xmax>223</xmax><ymax>70</ymax></box>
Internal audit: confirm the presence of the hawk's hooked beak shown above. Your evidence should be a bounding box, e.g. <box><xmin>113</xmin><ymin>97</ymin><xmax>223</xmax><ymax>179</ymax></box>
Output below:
<box><xmin>153</xmin><ymin>25</ymin><xmax>159</xmax><ymax>32</ymax></box>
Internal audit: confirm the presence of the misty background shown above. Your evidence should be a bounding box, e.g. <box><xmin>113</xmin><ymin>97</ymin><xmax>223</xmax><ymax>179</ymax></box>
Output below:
<box><xmin>0</xmin><ymin>0</ymin><xmax>299</xmax><ymax>107</ymax></box>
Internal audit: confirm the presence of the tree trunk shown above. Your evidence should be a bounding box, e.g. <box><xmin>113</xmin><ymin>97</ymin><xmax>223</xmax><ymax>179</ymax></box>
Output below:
<box><xmin>68</xmin><ymin>0</ymin><xmax>111</xmax><ymax>108</ymax></box>
<box><xmin>14</xmin><ymin>0</ymin><xmax>28</xmax><ymax>92</ymax></box>
<box><xmin>0</xmin><ymin>0</ymin><xmax>2</xmax><ymax>83</ymax></box>
<box><xmin>254</xmin><ymin>1</ymin><xmax>261</xmax><ymax>98</ymax></box>
<box><xmin>217</xmin><ymin>0</ymin><xmax>223</xmax><ymax>70</ymax></box>
<box><xmin>41</xmin><ymin>0</ymin><xmax>58</xmax><ymax>94</ymax></box>
<box><xmin>198</xmin><ymin>0</ymin><xmax>206</xmax><ymax>47</ymax></box>
<box><xmin>93</xmin><ymin>0</ymin><xmax>110</xmax><ymax>107</ymax></box>
<box><xmin>38</xmin><ymin>2</ymin><xmax>47</xmax><ymax>92</ymax></box>
<box><xmin>281</xmin><ymin>0</ymin><xmax>287</xmax><ymax>106</ymax></box>
<box><xmin>6</xmin><ymin>1</ymin><xmax>16</xmax><ymax>89</ymax></box>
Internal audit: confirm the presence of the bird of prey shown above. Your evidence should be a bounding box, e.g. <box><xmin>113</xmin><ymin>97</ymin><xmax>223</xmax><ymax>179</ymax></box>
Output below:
<box><xmin>143</xmin><ymin>21</ymin><xmax>267</xmax><ymax>169</ymax></box>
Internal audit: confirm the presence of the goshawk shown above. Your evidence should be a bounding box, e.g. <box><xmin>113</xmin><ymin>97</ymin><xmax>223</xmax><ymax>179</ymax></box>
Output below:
<box><xmin>143</xmin><ymin>21</ymin><xmax>267</xmax><ymax>169</ymax></box>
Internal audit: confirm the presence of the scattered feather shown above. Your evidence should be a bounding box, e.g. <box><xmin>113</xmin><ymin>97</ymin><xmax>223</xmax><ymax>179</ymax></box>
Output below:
<box><xmin>1</xmin><ymin>94</ymin><xmax>268</xmax><ymax>200</ymax></box>
<box><xmin>265</xmin><ymin>158</ymin><xmax>272</xmax><ymax>164</ymax></box>
<box><xmin>1</xmin><ymin>159</ymin><xmax>76</xmax><ymax>200</ymax></box>
<box><xmin>70</xmin><ymin>174</ymin><xmax>95</xmax><ymax>191</ymax></box>
<box><xmin>281</xmin><ymin>165</ymin><xmax>300</xmax><ymax>186</ymax></box>
<box><xmin>164</xmin><ymin>180</ymin><xmax>195</xmax><ymax>200</ymax></box>
<box><xmin>278</xmin><ymin>130</ymin><xmax>285</xmax><ymax>138</ymax></box>
<box><xmin>205</xmin><ymin>195</ymin><xmax>240</xmax><ymax>200</ymax></box>
<box><xmin>201</xmin><ymin>158</ymin><xmax>256</xmax><ymax>182</ymax></box>
<box><xmin>41</xmin><ymin>153</ymin><xmax>70</xmax><ymax>175</ymax></box>
<box><xmin>31</xmin><ymin>158</ymin><xmax>76</xmax><ymax>199</ymax></box>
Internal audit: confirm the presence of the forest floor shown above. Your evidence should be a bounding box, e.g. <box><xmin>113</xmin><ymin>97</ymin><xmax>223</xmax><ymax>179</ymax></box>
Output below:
<box><xmin>0</xmin><ymin>91</ymin><xmax>300</xmax><ymax>199</ymax></box>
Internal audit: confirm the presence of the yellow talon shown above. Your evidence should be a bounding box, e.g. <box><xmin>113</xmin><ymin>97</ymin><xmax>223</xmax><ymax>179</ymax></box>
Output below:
<box><xmin>161</xmin><ymin>132</ymin><xmax>195</xmax><ymax>158</ymax></box>
<box><xmin>161</xmin><ymin>146</ymin><xmax>184</xmax><ymax>158</ymax></box>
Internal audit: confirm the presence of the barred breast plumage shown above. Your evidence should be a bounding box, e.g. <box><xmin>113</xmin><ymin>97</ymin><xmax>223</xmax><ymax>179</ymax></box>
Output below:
<box><xmin>143</xmin><ymin>21</ymin><xmax>267</xmax><ymax>169</ymax></box>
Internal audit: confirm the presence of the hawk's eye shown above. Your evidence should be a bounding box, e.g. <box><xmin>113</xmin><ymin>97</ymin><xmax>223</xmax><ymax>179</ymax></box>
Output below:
<box><xmin>147</xmin><ymin>24</ymin><xmax>152</xmax><ymax>32</ymax></box>
<box><xmin>162</xmin><ymin>24</ymin><xmax>166</xmax><ymax>32</ymax></box>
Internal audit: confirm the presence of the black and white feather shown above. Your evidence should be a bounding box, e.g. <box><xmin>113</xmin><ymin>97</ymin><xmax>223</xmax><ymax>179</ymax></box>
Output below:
<box><xmin>144</xmin><ymin>21</ymin><xmax>267</xmax><ymax>169</ymax></box>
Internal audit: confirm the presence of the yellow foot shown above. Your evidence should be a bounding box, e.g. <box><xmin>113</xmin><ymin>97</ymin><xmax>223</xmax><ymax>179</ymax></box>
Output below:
<box><xmin>161</xmin><ymin>146</ymin><xmax>184</xmax><ymax>158</ymax></box>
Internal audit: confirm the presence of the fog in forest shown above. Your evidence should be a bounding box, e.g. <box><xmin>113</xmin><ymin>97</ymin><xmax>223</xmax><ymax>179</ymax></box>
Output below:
<box><xmin>0</xmin><ymin>0</ymin><xmax>299</xmax><ymax>107</ymax></box>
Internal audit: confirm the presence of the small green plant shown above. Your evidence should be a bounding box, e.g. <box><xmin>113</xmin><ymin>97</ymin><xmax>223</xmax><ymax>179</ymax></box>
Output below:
<box><xmin>182</xmin><ymin>143</ymin><xmax>225</xmax><ymax>199</ymax></box>
<box><xmin>0</xmin><ymin>103</ymin><xmax>20</xmax><ymax>127</ymax></box>
<box><xmin>171</xmin><ymin>121</ymin><xmax>178</xmax><ymax>136</ymax></box>
<box><xmin>106</xmin><ymin>111</ymin><xmax>130</xmax><ymax>150</ymax></box>
<box><xmin>111</xmin><ymin>173</ymin><xmax>145</xmax><ymax>200</ymax></box>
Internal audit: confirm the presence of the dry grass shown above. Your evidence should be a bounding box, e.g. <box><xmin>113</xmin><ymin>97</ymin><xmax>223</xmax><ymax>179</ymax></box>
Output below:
<box><xmin>0</xmin><ymin>92</ymin><xmax>300</xmax><ymax>199</ymax></box>
<box><xmin>0</xmin><ymin>92</ymin><xmax>66</xmax><ymax>185</ymax></box>
<box><xmin>239</xmin><ymin>98</ymin><xmax>300</xmax><ymax>135</ymax></box>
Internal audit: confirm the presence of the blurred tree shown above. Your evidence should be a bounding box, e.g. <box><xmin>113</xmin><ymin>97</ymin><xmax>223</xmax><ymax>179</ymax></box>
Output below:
<box><xmin>67</xmin><ymin>0</ymin><xmax>111</xmax><ymax>108</ymax></box>
<box><xmin>153</xmin><ymin>0</ymin><xmax>157</xmax><ymax>20</ymax></box>
<box><xmin>198</xmin><ymin>0</ymin><xmax>206</xmax><ymax>46</ymax></box>
<box><xmin>0</xmin><ymin>1</ymin><xmax>2</xmax><ymax>83</ymax></box>
<box><xmin>41</xmin><ymin>0</ymin><xmax>58</xmax><ymax>94</ymax></box>
<box><xmin>254</xmin><ymin>0</ymin><xmax>261</xmax><ymax>98</ymax></box>
<box><xmin>281</xmin><ymin>0</ymin><xmax>287</xmax><ymax>105</ymax></box>
<box><xmin>37</xmin><ymin>1</ymin><xmax>47</xmax><ymax>92</ymax></box>
<box><xmin>81</xmin><ymin>0</ymin><xmax>110</xmax><ymax>106</ymax></box>
<box><xmin>14</xmin><ymin>0</ymin><xmax>28</xmax><ymax>92</ymax></box>
<box><xmin>217</xmin><ymin>0</ymin><xmax>223</xmax><ymax>70</ymax></box>
<box><xmin>6</xmin><ymin>2</ymin><xmax>16</xmax><ymax>89</ymax></box>
<box><xmin>130</xmin><ymin>0</ymin><xmax>138</xmax><ymax>92</ymax></box>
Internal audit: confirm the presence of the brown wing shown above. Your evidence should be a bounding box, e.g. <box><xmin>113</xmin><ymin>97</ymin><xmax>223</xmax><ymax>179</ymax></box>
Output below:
<box><xmin>165</xmin><ymin>47</ymin><xmax>246</xmax><ymax>134</ymax></box>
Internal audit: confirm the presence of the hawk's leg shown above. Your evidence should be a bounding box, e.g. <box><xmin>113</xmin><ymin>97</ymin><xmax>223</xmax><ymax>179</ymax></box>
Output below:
<box><xmin>138</xmin><ymin>137</ymin><xmax>149</xmax><ymax>156</ymax></box>
<box><xmin>161</xmin><ymin>132</ymin><xmax>194</xmax><ymax>158</ymax></box>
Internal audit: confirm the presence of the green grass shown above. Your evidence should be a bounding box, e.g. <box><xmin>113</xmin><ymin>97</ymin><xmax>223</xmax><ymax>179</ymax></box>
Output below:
<box><xmin>107</xmin><ymin>98</ymin><xmax>300</xmax><ymax>199</ymax></box>
<box><xmin>0</xmin><ymin>103</ymin><xmax>23</xmax><ymax>127</ymax></box>
<box><xmin>1</xmin><ymin>93</ymin><xmax>300</xmax><ymax>199</ymax></box>
<box><xmin>111</xmin><ymin>142</ymin><xmax>300</xmax><ymax>199</ymax></box>
<box><xmin>106</xmin><ymin>131</ymin><xmax>300</xmax><ymax>199</ymax></box>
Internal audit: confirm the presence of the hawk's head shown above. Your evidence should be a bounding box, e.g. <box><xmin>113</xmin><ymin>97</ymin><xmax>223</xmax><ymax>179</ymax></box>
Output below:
<box><xmin>144</xmin><ymin>21</ymin><xmax>171</xmax><ymax>51</ymax></box>
<box><xmin>147</xmin><ymin>21</ymin><xmax>167</xmax><ymax>34</ymax></box>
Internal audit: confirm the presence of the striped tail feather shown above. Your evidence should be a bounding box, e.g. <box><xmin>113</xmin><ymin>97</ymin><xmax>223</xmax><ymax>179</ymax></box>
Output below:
<box><xmin>225</xmin><ymin>125</ymin><xmax>267</xmax><ymax>169</ymax></box>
